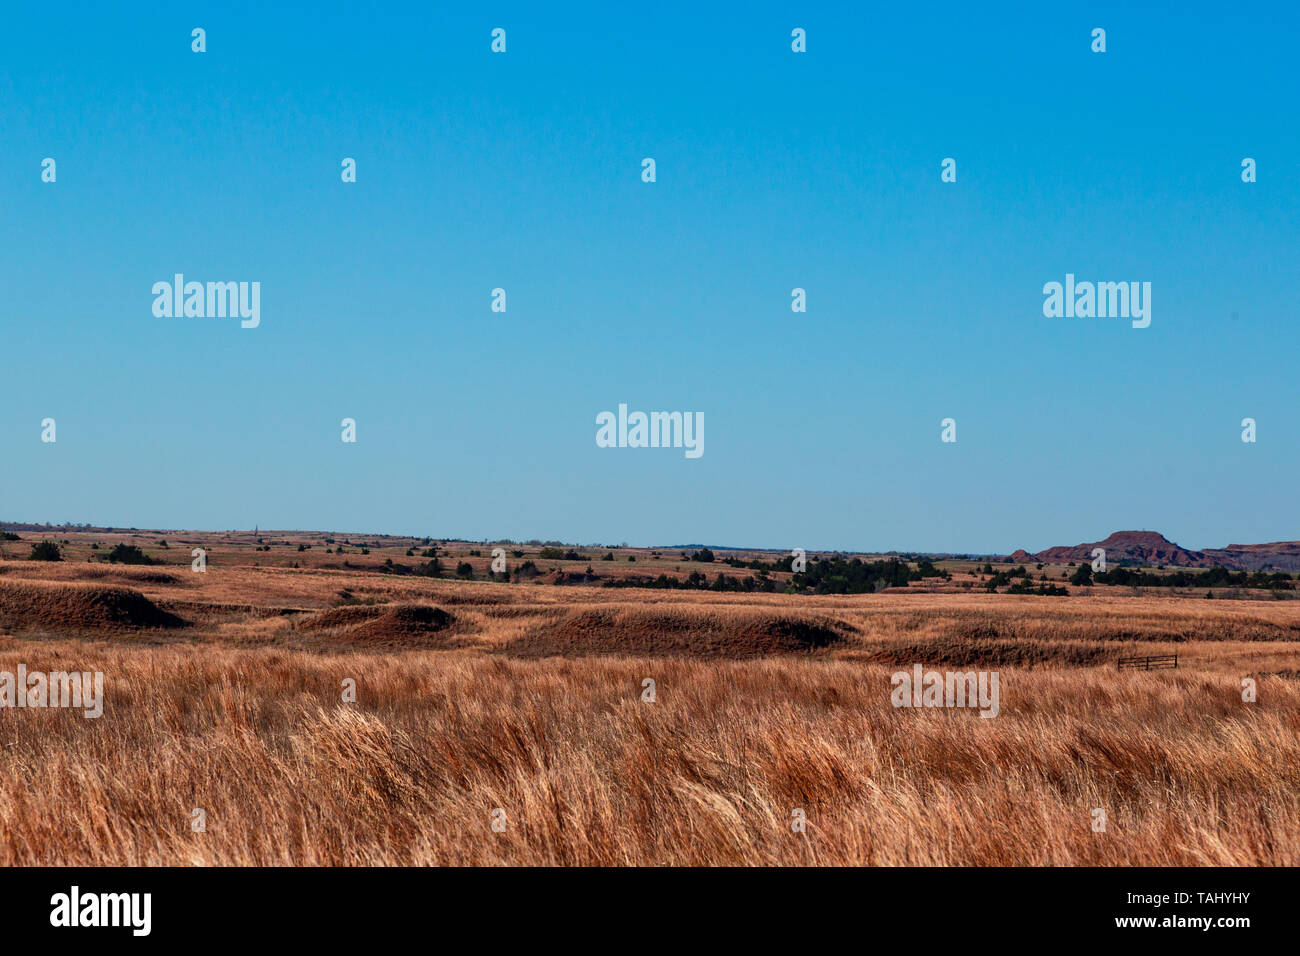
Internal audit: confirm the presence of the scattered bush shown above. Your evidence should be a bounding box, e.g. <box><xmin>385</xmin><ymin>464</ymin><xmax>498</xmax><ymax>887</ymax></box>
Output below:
<box><xmin>29</xmin><ymin>540</ymin><xmax>63</xmax><ymax>561</ymax></box>
<box><xmin>105</xmin><ymin>544</ymin><xmax>160</xmax><ymax>565</ymax></box>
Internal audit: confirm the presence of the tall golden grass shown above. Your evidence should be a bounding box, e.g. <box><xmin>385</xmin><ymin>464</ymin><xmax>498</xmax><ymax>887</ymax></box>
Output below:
<box><xmin>0</xmin><ymin>639</ymin><xmax>1295</xmax><ymax>865</ymax></box>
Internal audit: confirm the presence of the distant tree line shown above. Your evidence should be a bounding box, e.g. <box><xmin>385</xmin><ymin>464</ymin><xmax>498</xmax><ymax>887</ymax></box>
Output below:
<box><xmin>789</xmin><ymin>557</ymin><xmax>949</xmax><ymax>595</ymax></box>
<box><xmin>601</xmin><ymin>556</ymin><xmax>953</xmax><ymax>595</ymax></box>
<box><xmin>1089</xmin><ymin>566</ymin><xmax>1293</xmax><ymax>590</ymax></box>
<box><xmin>984</xmin><ymin>565</ymin><xmax>1068</xmax><ymax>596</ymax></box>
<box><xmin>605</xmin><ymin>571</ymin><xmax>780</xmax><ymax>593</ymax></box>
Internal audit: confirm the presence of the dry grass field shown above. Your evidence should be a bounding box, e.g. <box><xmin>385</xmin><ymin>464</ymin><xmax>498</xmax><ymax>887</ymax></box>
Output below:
<box><xmin>0</xmin><ymin>528</ymin><xmax>1296</xmax><ymax>865</ymax></box>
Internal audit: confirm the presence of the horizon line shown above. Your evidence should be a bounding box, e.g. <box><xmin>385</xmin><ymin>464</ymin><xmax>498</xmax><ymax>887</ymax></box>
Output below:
<box><xmin>3</xmin><ymin>519</ymin><xmax>1295</xmax><ymax>558</ymax></box>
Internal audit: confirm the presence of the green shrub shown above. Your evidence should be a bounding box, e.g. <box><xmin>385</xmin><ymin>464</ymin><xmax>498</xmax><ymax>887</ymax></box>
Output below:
<box><xmin>29</xmin><ymin>540</ymin><xmax>62</xmax><ymax>561</ymax></box>
<box><xmin>105</xmin><ymin>544</ymin><xmax>160</xmax><ymax>565</ymax></box>
<box><xmin>415</xmin><ymin>558</ymin><xmax>443</xmax><ymax>578</ymax></box>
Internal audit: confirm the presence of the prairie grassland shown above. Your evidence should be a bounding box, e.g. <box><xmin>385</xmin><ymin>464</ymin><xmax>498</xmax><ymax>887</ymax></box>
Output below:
<box><xmin>0</xmin><ymin>541</ymin><xmax>1297</xmax><ymax>865</ymax></box>
<box><xmin>0</xmin><ymin>644</ymin><xmax>1295</xmax><ymax>866</ymax></box>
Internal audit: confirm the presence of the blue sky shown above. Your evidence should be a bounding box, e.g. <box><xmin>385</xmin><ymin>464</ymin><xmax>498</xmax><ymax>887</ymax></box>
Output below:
<box><xmin>2</xmin><ymin>2</ymin><xmax>1297</xmax><ymax>553</ymax></box>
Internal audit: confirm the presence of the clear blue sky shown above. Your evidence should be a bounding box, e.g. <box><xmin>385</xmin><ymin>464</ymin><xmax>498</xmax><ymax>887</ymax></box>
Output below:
<box><xmin>2</xmin><ymin>2</ymin><xmax>1296</xmax><ymax>553</ymax></box>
